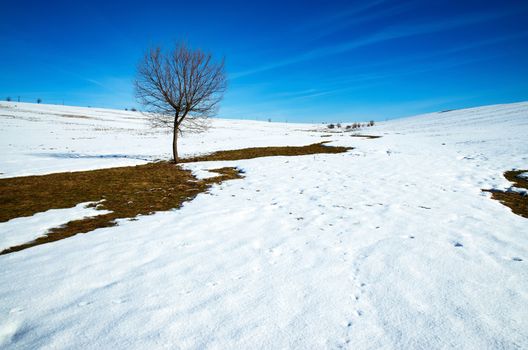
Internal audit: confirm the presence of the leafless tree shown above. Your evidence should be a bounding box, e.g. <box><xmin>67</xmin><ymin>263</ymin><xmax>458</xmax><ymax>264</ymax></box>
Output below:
<box><xmin>135</xmin><ymin>43</ymin><xmax>227</xmax><ymax>163</ymax></box>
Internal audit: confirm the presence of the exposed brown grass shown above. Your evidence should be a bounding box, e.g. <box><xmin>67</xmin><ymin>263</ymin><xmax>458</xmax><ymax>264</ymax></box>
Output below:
<box><xmin>483</xmin><ymin>169</ymin><xmax>528</xmax><ymax>219</ymax></box>
<box><xmin>0</xmin><ymin>142</ymin><xmax>351</xmax><ymax>255</ymax></box>
<box><xmin>349</xmin><ymin>134</ymin><xmax>381</xmax><ymax>139</ymax></box>
<box><xmin>0</xmin><ymin>164</ymin><xmax>241</xmax><ymax>255</ymax></box>
<box><xmin>181</xmin><ymin>141</ymin><xmax>352</xmax><ymax>162</ymax></box>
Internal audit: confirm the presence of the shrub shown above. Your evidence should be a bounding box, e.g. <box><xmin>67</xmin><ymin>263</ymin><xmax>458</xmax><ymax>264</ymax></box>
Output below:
<box><xmin>327</xmin><ymin>124</ymin><xmax>335</xmax><ymax>129</ymax></box>
<box><xmin>130</xmin><ymin>108</ymin><xmax>137</xmax><ymax>112</ymax></box>
<box><xmin>368</xmin><ymin>120</ymin><xmax>375</xmax><ymax>127</ymax></box>
<box><xmin>6</xmin><ymin>96</ymin><xmax>11</xmax><ymax>102</ymax></box>
<box><xmin>345</xmin><ymin>125</ymin><xmax>351</xmax><ymax>130</ymax></box>
<box><xmin>336</xmin><ymin>123</ymin><xmax>341</xmax><ymax>128</ymax></box>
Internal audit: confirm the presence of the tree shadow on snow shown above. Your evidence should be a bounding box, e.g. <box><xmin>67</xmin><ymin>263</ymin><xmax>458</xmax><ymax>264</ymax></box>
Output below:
<box><xmin>28</xmin><ymin>152</ymin><xmax>156</xmax><ymax>161</ymax></box>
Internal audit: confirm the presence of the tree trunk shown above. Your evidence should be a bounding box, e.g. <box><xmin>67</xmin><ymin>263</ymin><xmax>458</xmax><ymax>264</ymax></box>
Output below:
<box><xmin>172</xmin><ymin>122</ymin><xmax>178</xmax><ymax>163</ymax></box>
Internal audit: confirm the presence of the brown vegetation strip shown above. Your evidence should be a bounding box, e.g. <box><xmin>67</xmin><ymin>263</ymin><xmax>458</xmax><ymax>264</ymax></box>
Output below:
<box><xmin>0</xmin><ymin>142</ymin><xmax>351</xmax><ymax>255</ymax></box>
<box><xmin>181</xmin><ymin>141</ymin><xmax>352</xmax><ymax>162</ymax></box>
<box><xmin>483</xmin><ymin>169</ymin><xmax>528</xmax><ymax>219</ymax></box>
<box><xmin>349</xmin><ymin>134</ymin><xmax>382</xmax><ymax>139</ymax></box>
<box><xmin>0</xmin><ymin>164</ymin><xmax>241</xmax><ymax>255</ymax></box>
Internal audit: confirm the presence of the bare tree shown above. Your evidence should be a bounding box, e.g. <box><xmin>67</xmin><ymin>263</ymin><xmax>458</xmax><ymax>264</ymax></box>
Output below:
<box><xmin>135</xmin><ymin>43</ymin><xmax>227</xmax><ymax>163</ymax></box>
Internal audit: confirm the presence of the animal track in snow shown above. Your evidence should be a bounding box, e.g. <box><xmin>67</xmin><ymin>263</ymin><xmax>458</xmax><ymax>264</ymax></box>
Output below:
<box><xmin>111</xmin><ymin>298</ymin><xmax>127</xmax><ymax>304</ymax></box>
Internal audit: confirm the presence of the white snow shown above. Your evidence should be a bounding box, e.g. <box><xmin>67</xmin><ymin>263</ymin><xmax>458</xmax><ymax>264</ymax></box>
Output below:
<box><xmin>1</xmin><ymin>101</ymin><xmax>527</xmax><ymax>349</ymax></box>
<box><xmin>0</xmin><ymin>202</ymin><xmax>110</xmax><ymax>252</ymax></box>
<box><xmin>0</xmin><ymin>102</ymin><xmax>320</xmax><ymax>178</ymax></box>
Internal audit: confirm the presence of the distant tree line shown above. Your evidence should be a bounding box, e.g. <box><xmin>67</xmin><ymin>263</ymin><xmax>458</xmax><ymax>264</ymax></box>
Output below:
<box><xmin>327</xmin><ymin>121</ymin><xmax>374</xmax><ymax>129</ymax></box>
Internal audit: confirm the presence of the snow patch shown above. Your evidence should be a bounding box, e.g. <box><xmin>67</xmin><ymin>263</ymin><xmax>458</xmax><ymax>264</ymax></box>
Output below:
<box><xmin>0</xmin><ymin>202</ymin><xmax>110</xmax><ymax>251</ymax></box>
<box><xmin>517</xmin><ymin>171</ymin><xmax>528</xmax><ymax>180</ymax></box>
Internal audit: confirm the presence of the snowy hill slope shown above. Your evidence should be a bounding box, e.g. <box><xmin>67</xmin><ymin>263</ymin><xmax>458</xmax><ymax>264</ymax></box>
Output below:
<box><xmin>0</xmin><ymin>101</ymin><xmax>527</xmax><ymax>349</ymax></box>
<box><xmin>0</xmin><ymin>102</ymin><xmax>321</xmax><ymax>177</ymax></box>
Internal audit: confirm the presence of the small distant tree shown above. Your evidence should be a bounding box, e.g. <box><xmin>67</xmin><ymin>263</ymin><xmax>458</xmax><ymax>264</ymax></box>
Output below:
<box><xmin>336</xmin><ymin>123</ymin><xmax>341</xmax><ymax>128</ymax></box>
<box><xmin>6</xmin><ymin>97</ymin><xmax>11</xmax><ymax>102</ymax></box>
<box><xmin>135</xmin><ymin>43</ymin><xmax>227</xmax><ymax>163</ymax></box>
<box><xmin>368</xmin><ymin>120</ymin><xmax>375</xmax><ymax>127</ymax></box>
<box><xmin>37</xmin><ymin>98</ymin><xmax>42</xmax><ymax>104</ymax></box>
<box><xmin>327</xmin><ymin>123</ymin><xmax>335</xmax><ymax>129</ymax></box>
<box><xmin>345</xmin><ymin>125</ymin><xmax>351</xmax><ymax>130</ymax></box>
<box><xmin>130</xmin><ymin>108</ymin><xmax>137</xmax><ymax>112</ymax></box>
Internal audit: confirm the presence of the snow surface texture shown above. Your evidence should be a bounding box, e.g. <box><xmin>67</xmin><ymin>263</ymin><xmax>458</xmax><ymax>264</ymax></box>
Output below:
<box><xmin>1</xmin><ymin>101</ymin><xmax>527</xmax><ymax>349</ymax></box>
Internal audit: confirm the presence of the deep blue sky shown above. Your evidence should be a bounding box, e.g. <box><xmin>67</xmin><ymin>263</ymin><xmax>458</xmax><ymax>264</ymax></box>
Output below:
<box><xmin>1</xmin><ymin>0</ymin><xmax>527</xmax><ymax>122</ymax></box>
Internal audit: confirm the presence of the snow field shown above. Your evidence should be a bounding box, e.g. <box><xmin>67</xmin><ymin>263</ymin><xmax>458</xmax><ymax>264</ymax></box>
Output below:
<box><xmin>0</xmin><ymin>101</ymin><xmax>527</xmax><ymax>349</ymax></box>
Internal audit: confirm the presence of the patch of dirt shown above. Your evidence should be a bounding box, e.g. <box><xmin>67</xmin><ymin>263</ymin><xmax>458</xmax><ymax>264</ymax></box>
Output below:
<box><xmin>0</xmin><ymin>142</ymin><xmax>351</xmax><ymax>255</ymax></box>
<box><xmin>483</xmin><ymin>169</ymin><xmax>528</xmax><ymax>218</ymax></box>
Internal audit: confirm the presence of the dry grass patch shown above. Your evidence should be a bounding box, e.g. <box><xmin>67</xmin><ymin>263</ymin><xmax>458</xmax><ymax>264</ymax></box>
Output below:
<box><xmin>181</xmin><ymin>141</ymin><xmax>352</xmax><ymax>162</ymax></box>
<box><xmin>349</xmin><ymin>134</ymin><xmax>381</xmax><ymax>139</ymax></box>
<box><xmin>0</xmin><ymin>163</ymin><xmax>241</xmax><ymax>255</ymax></box>
<box><xmin>1</xmin><ymin>142</ymin><xmax>351</xmax><ymax>255</ymax></box>
<box><xmin>483</xmin><ymin>169</ymin><xmax>528</xmax><ymax>218</ymax></box>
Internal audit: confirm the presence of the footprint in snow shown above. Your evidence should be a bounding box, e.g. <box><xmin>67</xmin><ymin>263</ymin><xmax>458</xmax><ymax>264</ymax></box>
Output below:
<box><xmin>111</xmin><ymin>298</ymin><xmax>126</xmax><ymax>304</ymax></box>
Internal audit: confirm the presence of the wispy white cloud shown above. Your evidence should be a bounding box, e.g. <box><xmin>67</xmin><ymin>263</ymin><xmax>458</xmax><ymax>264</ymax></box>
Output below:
<box><xmin>223</xmin><ymin>50</ymin><xmax>507</xmax><ymax>122</ymax></box>
<box><xmin>232</xmin><ymin>9</ymin><xmax>518</xmax><ymax>79</ymax></box>
<box><xmin>309</xmin><ymin>2</ymin><xmax>415</xmax><ymax>41</ymax></box>
<box><xmin>293</xmin><ymin>0</ymin><xmax>388</xmax><ymax>33</ymax></box>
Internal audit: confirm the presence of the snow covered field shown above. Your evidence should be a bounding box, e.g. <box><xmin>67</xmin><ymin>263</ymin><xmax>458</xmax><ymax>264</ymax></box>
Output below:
<box><xmin>1</xmin><ymin>101</ymin><xmax>527</xmax><ymax>349</ymax></box>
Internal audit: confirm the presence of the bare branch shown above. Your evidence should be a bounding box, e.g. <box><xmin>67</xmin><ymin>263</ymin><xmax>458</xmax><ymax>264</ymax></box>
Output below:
<box><xmin>135</xmin><ymin>43</ymin><xmax>227</xmax><ymax>162</ymax></box>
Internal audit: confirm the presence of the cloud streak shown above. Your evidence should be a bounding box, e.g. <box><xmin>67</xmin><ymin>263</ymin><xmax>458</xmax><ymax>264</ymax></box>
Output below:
<box><xmin>232</xmin><ymin>9</ymin><xmax>517</xmax><ymax>79</ymax></box>
<box><xmin>309</xmin><ymin>2</ymin><xmax>415</xmax><ymax>41</ymax></box>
